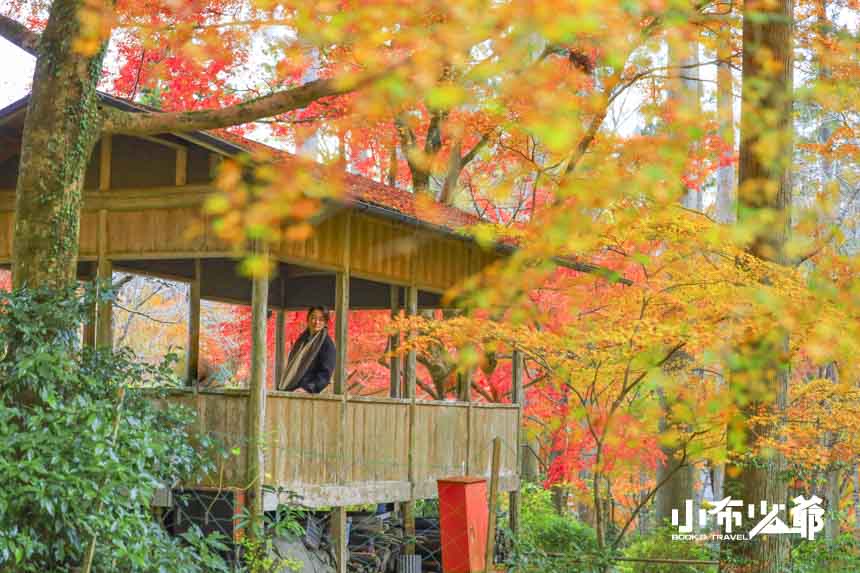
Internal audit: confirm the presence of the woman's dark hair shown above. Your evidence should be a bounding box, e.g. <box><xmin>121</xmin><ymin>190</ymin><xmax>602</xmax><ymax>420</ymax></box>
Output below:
<box><xmin>306</xmin><ymin>306</ymin><xmax>329</xmax><ymax>321</ymax></box>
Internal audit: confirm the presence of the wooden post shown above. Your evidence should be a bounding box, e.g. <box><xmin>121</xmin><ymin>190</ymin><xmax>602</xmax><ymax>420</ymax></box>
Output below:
<box><xmin>403</xmin><ymin>283</ymin><xmax>418</xmax><ymax>553</ymax></box>
<box><xmin>389</xmin><ymin>284</ymin><xmax>401</xmax><ymax>398</ymax></box>
<box><xmin>245</xmin><ymin>241</ymin><xmax>269</xmax><ymax>539</ymax></box>
<box><xmin>334</xmin><ymin>270</ymin><xmax>349</xmax><ymax>394</ymax></box>
<box><xmin>95</xmin><ymin>210</ymin><xmax>112</xmax><ymax>349</ymax></box>
<box><xmin>99</xmin><ymin>135</ymin><xmax>112</xmax><ymax>192</ymax></box>
<box><xmin>82</xmin><ymin>266</ymin><xmax>96</xmax><ymax>347</ymax></box>
<box><xmin>405</xmin><ymin>285</ymin><xmax>418</xmax><ymax>399</ymax></box>
<box><xmin>331</xmin><ymin>216</ymin><xmax>351</xmax><ymax>573</ymax></box>
<box><xmin>187</xmin><ymin>259</ymin><xmax>201</xmax><ymax>384</ymax></box>
<box><xmin>457</xmin><ymin>368</ymin><xmax>472</xmax><ymax>402</ymax></box>
<box><xmin>485</xmin><ymin>437</ymin><xmax>502</xmax><ymax>573</ymax></box>
<box><xmin>509</xmin><ymin>349</ymin><xmax>524</xmax><ymax>536</ymax></box>
<box><xmin>95</xmin><ymin>136</ymin><xmax>112</xmax><ymax>349</ymax></box>
<box><xmin>331</xmin><ymin>508</ymin><xmax>348</xmax><ymax>573</ymax></box>
<box><xmin>175</xmin><ymin>146</ymin><xmax>188</xmax><ymax>186</ymax></box>
<box><xmin>274</xmin><ymin>308</ymin><xmax>286</xmax><ymax>388</ymax></box>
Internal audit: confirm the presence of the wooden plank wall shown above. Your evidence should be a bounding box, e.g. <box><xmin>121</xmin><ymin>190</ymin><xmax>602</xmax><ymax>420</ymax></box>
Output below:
<box><xmin>0</xmin><ymin>131</ymin><xmax>502</xmax><ymax>288</ymax></box>
<box><xmin>156</xmin><ymin>389</ymin><xmax>518</xmax><ymax>506</ymax></box>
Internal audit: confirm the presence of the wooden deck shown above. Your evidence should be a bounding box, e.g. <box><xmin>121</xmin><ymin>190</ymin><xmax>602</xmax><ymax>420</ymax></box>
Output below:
<box><xmin>159</xmin><ymin>389</ymin><xmax>520</xmax><ymax>507</ymax></box>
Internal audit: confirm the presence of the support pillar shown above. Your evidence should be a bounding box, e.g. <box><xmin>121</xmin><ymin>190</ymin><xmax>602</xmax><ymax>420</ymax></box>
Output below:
<box><xmin>95</xmin><ymin>211</ymin><xmax>112</xmax><ymax>349</ymax></box>
<box><xmin>245</xmin><ymin>242</ymin><xmax>269</xmax><ymax>538</ymax></box>
<box><xmin>403</xmin><ymin>284</ymin><xmax>418</xmax><ymax>553</ymax></box>
<box><xmin>334</xmin><ymin>270</ymin><xmax>349</xmax><ymax>394</ymax></box>
<box><xmin>332</xmin><ymin>215</ymin><xmax>351</xmax><ymax>573</ymax></box>
<box><xmin>187</xmin><ymin>259</ymin><xmax>201</xmax><ymax>384</ymax></box>
<box><xmin>331</xmin><ymin>507</ymin><xmax>348</xmax><ymax>573</ymax></box>
<box><xmin>389</xmin><ymin>285</ymin><xmax>401</xmax><ymax>398</ymax></box>
<box><xmin>509</xmin><ymin>349</ymin><xmax>524</xmax><ymax>536</ymax></box>
<box><xmin>274</xmin><ymin>308</ymin><xmax>286</xmax><ymax>388</ymax></box>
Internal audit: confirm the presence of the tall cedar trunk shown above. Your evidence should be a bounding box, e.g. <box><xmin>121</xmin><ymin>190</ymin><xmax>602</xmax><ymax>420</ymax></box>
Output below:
<box><xmin>721</xmin><ymin>0</ymin><xmax>793</xmax><ymax>568</ymax></box>
<box><xmin>12</xmin><ymin>0</ymin><xmax>106</xmax><ymax>289</ymax></box>
<box><xmin>715</xmin><ymin>26</ymin><xmax>736</xmax><ymax>224</ymax></box>
<box><xmin>669</xmin><ymin>37</ymin><xmax>703</xmax><ymax>211</ymax></box>
<box><xmin>655</xmin><ymin>383</ymin><xmax>695</xmax><ymax>526</ymax></box>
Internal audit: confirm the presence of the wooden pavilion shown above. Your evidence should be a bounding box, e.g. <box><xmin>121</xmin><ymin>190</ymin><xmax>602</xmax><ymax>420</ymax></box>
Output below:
<box><xmin>0</xmin><ymin>93</ymin><xmax>525</xmax><ymax>568</ymax></box>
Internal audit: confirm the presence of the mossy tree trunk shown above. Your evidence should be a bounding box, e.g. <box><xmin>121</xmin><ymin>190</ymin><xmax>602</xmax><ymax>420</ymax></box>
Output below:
<box><xmin>2</xmin><ymin>2</ymin><xmax>387</xmax><ymax>292</ymax></box>
<box><xmin>11</xmin><ymin>0</ymin><xmax>106</xmax><ymax>290</ymax></box>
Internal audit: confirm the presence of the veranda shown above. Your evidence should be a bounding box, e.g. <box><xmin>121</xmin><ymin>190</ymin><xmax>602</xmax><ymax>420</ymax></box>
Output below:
<box><xmin>0</xmin><ymin>93</ymin><xmax>524</xmax><ymax>570</ymax></box>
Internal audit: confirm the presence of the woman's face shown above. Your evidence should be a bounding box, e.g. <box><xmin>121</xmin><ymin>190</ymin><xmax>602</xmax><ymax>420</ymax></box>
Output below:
<box><xmin>307</xmin><ymin>310</ymin><xmax>327</xmax><ymax>334</ymax></box>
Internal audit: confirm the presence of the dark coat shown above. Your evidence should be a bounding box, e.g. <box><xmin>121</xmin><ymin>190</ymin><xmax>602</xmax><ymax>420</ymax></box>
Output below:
<box><xmin>288</xmin><ymin>330</ymin><xmax>336</xmax><ymax>394</ymax></box>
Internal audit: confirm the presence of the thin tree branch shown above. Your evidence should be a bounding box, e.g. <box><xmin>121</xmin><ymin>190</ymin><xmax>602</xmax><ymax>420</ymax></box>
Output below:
<box><xmin>102</xmin><ymin>64</ymin><xmax>405</xmax><ymax>136</ymax></box>
<box><xmin>0</xmin><ymin>14</ymin><xmax>39</xmax><ymax>56</ymax></box>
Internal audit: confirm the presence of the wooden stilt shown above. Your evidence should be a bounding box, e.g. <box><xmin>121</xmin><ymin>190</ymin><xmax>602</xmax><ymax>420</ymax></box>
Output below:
<box><xmin>331</xmin><ymin>506</ymin><xmax>348</xmax><ymax>573</ymax></box>
<box><xmin>245</xmin><ymin>241</ymin><xmax>269</xmax><ymax>539</ymax></box>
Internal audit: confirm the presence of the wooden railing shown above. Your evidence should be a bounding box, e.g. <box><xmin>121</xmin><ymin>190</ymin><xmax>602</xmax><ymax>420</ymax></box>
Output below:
<box><xmin>158</xmin><ymin>389</ymin><xmax>520</xmax><ymax>507</ymax></box>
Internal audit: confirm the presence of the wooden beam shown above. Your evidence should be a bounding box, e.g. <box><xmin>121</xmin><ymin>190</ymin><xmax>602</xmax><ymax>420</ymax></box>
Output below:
<box><xmin>245</xmin><ymin>241</ymin><xmax>269</xmax><ymax>539</ymax></box>
<box><xmin>175</xmin><ymin>146</ymin><xmax>188</xmax><ymax>186</ymax></box>
<box><xmin>389</xmin><ymin>285</ymin><xmax>401</xmax><ymax>398</ymax></box>
<box><xmin>187</xmin><ymin>259</ymin><xmax>201</xmax><ymax>384</ymax></box>
<box><xmin>99</xmin><ymin>135</ymin><xmax>112</xmax><ymax>191</ymax></box>
<box><xmin>137</xmin><ymin>134</ymin><xmax>188</xmax><ymax>151</ymax></box>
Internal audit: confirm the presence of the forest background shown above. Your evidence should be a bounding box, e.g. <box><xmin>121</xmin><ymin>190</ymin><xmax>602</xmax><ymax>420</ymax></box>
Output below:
<box><xmin>0</xmin><ymin>0</ymin><xmax>859</xmax><ymax>570</ymax></box>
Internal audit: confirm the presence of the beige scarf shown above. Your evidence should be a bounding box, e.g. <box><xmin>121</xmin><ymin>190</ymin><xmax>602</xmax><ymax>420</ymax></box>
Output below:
<box><xmin>278</xmin><ymin>329</ymin><xmax>326</xmax><ymax>391</ymax></box>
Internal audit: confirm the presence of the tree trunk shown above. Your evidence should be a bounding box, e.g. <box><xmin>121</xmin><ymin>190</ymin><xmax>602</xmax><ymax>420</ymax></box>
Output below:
<box><xmin>721</xmin><ymin>0</ymin><xmax>794</xmax><ymax>568</ymax></box>
<box><xmin>12</xmin><ymin>0</ymin><xmax>107</xmax><ymax>289</ymax></box>
<box><xmin>655</xmin><ymin>455</ymin><xmax>694</xmax><ymax>527</ymax></box>
<box><xmin>654</xmin><ymin>368</ymin><xmax>695</xmax><ymax>527</ymax></box>
<box><xmin>853</xmin><ymin>465</ymin><xmax>860</xmax><ymax>531</ymax></box>
<box><xmin>668</xmin><ymin>36</ymin><xmax>703</xmax><ymax>211</ymax></box>
<box><xmin>715</xmin><ymin>26</ymin><xmax>736</xmax><ymax>224</ymax></box>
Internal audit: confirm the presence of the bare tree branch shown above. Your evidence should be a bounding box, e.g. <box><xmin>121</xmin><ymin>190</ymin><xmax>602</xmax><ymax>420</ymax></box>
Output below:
<box><xmin>0</xmin><ymin>14</ymin><xmax>39</xmax><ymax>56</ymax></box>
<box><xmin>102</xmin><ymin>64</ymin><xmax>404</xmax><ymax>136</ymax></box>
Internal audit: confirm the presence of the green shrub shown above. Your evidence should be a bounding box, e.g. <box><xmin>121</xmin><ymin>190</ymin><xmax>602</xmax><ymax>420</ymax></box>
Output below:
<box><xmin>509</xmin><ymin>483</ymin><xmax>603</xmax><ymax>572</ymax></box>
<box><xmin>791</xmin><ymin>534</ymin><xmax>860</xmax><ymax>573</ymax></box>
<box><xmin>0</xmin><ymin>284</ymin><xmax>228</xmax><ymax>572</ymax></box>
<box><xmin>619</xmin><ymin>527</ymin><xmax>717</xmax><ymax>573</ymax></box>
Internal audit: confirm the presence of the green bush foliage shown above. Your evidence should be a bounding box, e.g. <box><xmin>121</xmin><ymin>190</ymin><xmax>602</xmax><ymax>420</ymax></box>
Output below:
<box><xmin>619</xmin><ymin>527</ymin><xmax>717</xmax><ymax>573</ymax></box>
<box><xmin>791</xmin><ymin>534</ymin><xmax>860</xmax><ymax>573</ymax></box>
<box><xmin>509</xmin><ymin>483</ymin><xmax>603</xmax><ymax>572</ymax></box>
<box><xmin>0</xmin><ymin>284</ymin><xmax>228</xmax><ymax>572</ymax></box>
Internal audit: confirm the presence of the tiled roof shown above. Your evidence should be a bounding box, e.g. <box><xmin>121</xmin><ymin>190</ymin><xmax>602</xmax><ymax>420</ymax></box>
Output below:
<box><xmin>211</xmin><ymin>130</ymin><xmax>481</xmax><ymax>230</ymax></box>
<box><xmin>0</xmin><ymin>91</ymin><xmax>482</xmax><ymax>235</ymax></box>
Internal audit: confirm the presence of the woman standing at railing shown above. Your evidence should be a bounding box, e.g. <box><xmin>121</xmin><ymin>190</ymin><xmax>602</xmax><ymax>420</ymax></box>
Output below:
<box><xmin>278</xmin><ymin>306</ymin><xmax>336</xmax><ymax>394</ymax></box>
